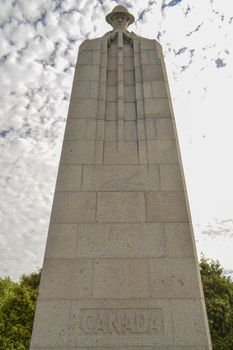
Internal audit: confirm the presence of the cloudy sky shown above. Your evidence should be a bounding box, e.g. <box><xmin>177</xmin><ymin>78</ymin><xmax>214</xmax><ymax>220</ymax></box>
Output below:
<box><xmin>0</xmin><ymin>0</ymin><xmax>233</xmax><ymax>280</ymax></box>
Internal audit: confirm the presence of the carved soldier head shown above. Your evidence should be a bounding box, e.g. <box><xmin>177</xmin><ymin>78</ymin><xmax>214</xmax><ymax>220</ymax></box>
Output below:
<box><xmin>105</xmin><ymin>5</ymin><xmax>135</xmax><ymax>31</ymax></box>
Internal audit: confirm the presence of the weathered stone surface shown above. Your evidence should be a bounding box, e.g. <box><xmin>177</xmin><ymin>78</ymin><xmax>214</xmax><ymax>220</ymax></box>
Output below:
<box><xmin>147</xmin><ymin>140</ymin><xmax>178</xmax><ymax>163</ymax></box>
<box><xmin>55</xmin><ymin>165</ymin><xmax>82</xmax><ymax>191</ymax></box>
<box><xmin>30</xmin><ymin>300</ymin><xmax>70</xmax><ymax>348</ymax></box>
<box><xmin>68</xmin><ymin>98</ymin><xmax>98</xmax><ymax>119</ymax></box>
<box><xmin>148</xmin><ymin>258</ymin><xmax>202</xmax><ymax>298</ymax></box>
<box><xmin>144</xmin><ymin>98</ymin><xmax>171</xmax><ymax>116</ymax></box>
<box><xmin>160</xmin><ymin>164</ymin><xmax>183</xmax><ymax>190</ymax></box>
<box><xmin>75</xmin><ymin>65</ymin><xmax>99</xmax><ymax>81</ymax></box>
<box><xmin>96</xmin><ymin>192</ymin><xmax>145</xmax><ymax>222</ymax></box>
<box><xmin>142</xmin><ymin>65</ymin><xmax>164</xmax><ymax>81</ymax></box>
<box><xmin>165</xmin><ymin>223</ymin><xmax>195</xmax><ymax>258</ymax></box>
<box><xmin>60</xmin><ymin>141</ymin><xmax>96</xmax><ymax>164</ymax></box>
<box><xmin>92</xmin><ymin>259</ymin><xmax>150</xmax><ymax>298</ymax></box>
<box><xmin>64</xmin><ymin>118</ymin><xmax>87</xmax><ymax>140</ymax></box>
<box><xmin>172</xmin><ymin>299</ymin><xmax>212</xmax><ymax>346</ymax></box>
<box><xmin>76</xmin><ymin>223</ymin><xmax>165</xmax><ymax>258</ymax></box>
<box><xmin>31</xmin><ymin>6</ymin><xmax>212</xmax><ymax>350</ymax></box>
<box><xmin>51</xmin><ymin>192</ymin><xmax>96</xmax><ymax>223</ymax></box>
<box><xmin>45</xmin><ymin>224</ymin><xmax>77</xmax><ymax>259</ymax></box>
<box><xmin>156</xmin><ymin>118</ymin><xmax>175</xmax><ymax>139</ymax></box>
<box><xmin>104</xmin><ymin>141</ymin><xmax>138</xmax><ymax>164</ymax></box>
<box><xmin>82</xmin><ymin>164</ymin><xmax>160</xmax><ymax>191</ymax></box>
<box><xmin>39</xmin><ymin>259</ymin><xmax>92</xmax><ymax>299</ymax></box>
<box><xmin>145</xmin><ymin>191</ymin><xmax>189</xmax><ymax>222</ymax></box>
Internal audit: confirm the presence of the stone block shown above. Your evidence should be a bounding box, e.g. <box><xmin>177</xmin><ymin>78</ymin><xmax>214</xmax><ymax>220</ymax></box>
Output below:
<box><xmin>145</xmin><ymin>118</ymin><xmax>156</xmax><ymax>139</ymax></box>
<box><xmin>143</xmin><ymin>82</ymin><xmax>152</xmax><ymax>98</ymax></box>
<box><xmin>139</xmin><ymin>141</ymin><xmax>148</xmax><ymax>164</ymax></box>
<box><xmin>89</xmin><ymin>81</ymin><xmax>99</xmax><ymax>98</ymax></box>
<box><xmin>141</xmin><ymin>50</ymin><xmax>150</xmax><ymax>64</ymax></box>
<box><xmin>93</xmin><ymin>259</ymin><xmax>150</xmax><ymax>298</ymax></box>
<box><xmin>76</xmin><ymin>65</ymin><xmax>99</xmax><ymax>81</ymax></box>
<box><xmin>156</xmin><ymin>118</ymin><xmax>175</xmax><ymax>139</ymax></box>
<box><xmin>80</xmin><ymin>39</ymin><xmax>101</xmax><ymax>50</ymax></box>
<box><xmin>96</xmin><ymin>192</ymin><xmax>145</xmax><ymax>222</ymax></box>
<box><xmin>133</xmin><ymin>52</ymin><xmax>140</xmax><ymax>66</ymax></box>
<box><xmin>124</xmin><ymin>44</ymin><xmax>134</xmax><ymax>56</ymax></box>
<box><xmin>86</xmin><ymin>119</ymin><xmax>96</xmax><ymax>139</ymax></box>
<box><xmin>124</xmin><ymin>102</ymin><xmax>136</xmax><ymax>120</ymax></box>
<box><xmin>172</xmin><ymin>299</ymin><xmax>211</xmax><ymax>346</ymax></box>
<box><xmin>97</xmin><ymin>100</ymin><xmax>105</xmax><ymax>119</ymax></box>
<box><xmin>148</xmin><ymin>258</ymin><xmax>202</xmax><ymax>298</ymax></box>
<box><xmin>135</xmin><ymin>82</ymin><xmax>143</xmax><ymax>99</ymax></box>
<box><xmin>68</xmin><ymin>299</ymin><xmax>173</xmax><ymax>347</ymax></box>
<box><xmin>147</xmin><ymin>140</ymin><xmax>178</xmax><ymax>163</ymax></box>
<box><xmin>98</xmin><ymin>82</ymin><xmax>106</xmax><ymax>99</ymax></box>
<box><xmin>61</xmin><ymin>141</ymin><xmax>96</xmax><ymax>164</ymax></box>
<box><xmin>105</xmin><ymin>121</ymin><xmax>117</xmax><ymax>141</ymax></box>
<box><xmin>64</xmin><ymin>118</ymin><xmax>87</xmax><ymax>140</ymax></box>
<box><xmin>51</xmin><ymin>192</ymin><xmax>96</xmax><ymax>223</ymax></box>
<box><xmin>136</xmin><ymin>100</ymin><xmax>144</xmax><ymax>118</ymax></box>
<box><xmin>71</xmin><ymin>80</ymin><xmax>89</xmax><ymax>99</ymax></box>
<box><xmin>39</xmin><ymin>259</ymin><xmax>92</xmax><ymax>299</ymax></box>
<box><xmin>96</xmin><ymin>119</ymin><xmax>105</xmax><ymax>140</ymax></box>
<box><xmin>145</xmin><ymin>191</ymin><xmax>189</xmax><ymax>222</ymax></box>
<box><xmin>107</xmin><ymin>70</ymin><xmax>117</xmax><ymax>85</ymax></box>
<box><xmin>165</xmin><ymin>223</ymin><xmax>195</xmax><ymax>258</ymax></box>
<box><xmin>82</xmin><ymin>164</ymin><xmax>160</xmax><ymax>191</ymax></box>
<box><xmin>107</xmin><ymin>55</ymin><xmax>117</xmax><ymax>69</ymax></box>
<box><xmin>30</xmin><ymin>300</ymin><xmax>70</xmax><ymax>348</ymax></box>
<box><xmin>124</xmin><ymin>121</ymin><xmax>137</xmax><ymax>140</ymax></box>
<box><xmin>124</xmin><ymin>70</ymin><xmax>135</xmax><ymax>85</ymax></box>
<box><xmin>151</xmin><ymin>81</ymin><xmax>167</xmax><ymax>97</ymax></box>
<box><xmin>137</xmin><ymin>120</ymin><xmax>146</xmax><ymax>140</ymax></box>
<box><xmin>106</xmin><ymin>85</ymin><xmax>117</xmax><ymax>101</ymax></box>
<box><xmin>68</xmin><ymin>98</ymin><xmax>97</xmax><ymax>118</ymax></box>
<box><xmin>55</xmin><ymin>164</ymin><xmax>82</xmax><ymax>191</ymax></box>
<box><xmin>142</xmin><ymin>65</ymin><xmax>164</xmax><ymax>81</ymax></box>
<box><xmin>106</xmin><ymin>102</ymin><xmax>117</xmax><ymax>120</ymax></box>
<box><xmin>160</xmin><ymin>164</ymin><xmax>183</xmax><ymax>191</ymax></box>
<box><xmin>140</xmin><ymin>38</ymin><xmax>157</xmax><ymax>50</ymax></box>
<box><xmin>94</xmin><ymin>140</ymin><xmax>104</xmax><ymax>164</ymax></box>
<box><xmin>118</xmin><ymin>118</ymin><xmax>124</xmax><ymax>140</ymax></box>
<box><xmin>45</xmin><ymin>224</ymin><xmax>77</xmax><ymax>259</ymax></box>
<box><xmin>135</xmin><ymin>67</ymin><xmax>142</xmax><ymax>83</ymax></box>
<box><xmin>104</xmin><ymin>142</ymin><xmax>138</xmax><ymax>164</ymax></box>
<box><xmin>144</xmin><ymin>98</ymin><xmax>170</xmax><ymax>116</ymax></box>
<box><xmin>125</xmin><ymin>85</ymin><xmax>136</xmax><ymax>101</ymax></box>
<box><xmin>124</xmin><ymin>56</ymin><xmax>134</xmax><ymax>69</ymax></box>
<box><xmin>92</xmin><ymin>50</ymin><xmax>101</xmax><ymax>65</ymax></box>
<box><xmin>76</xmin><ymin>223</ymin><xmax>165</xmax><ymax>258</ymax></box>
<box><xmin>100</xmin><ymin>67</ymin><xmax>107</xmax><ymax>82</ymax></box>
<box><xmin>149</xmin><ymin>50</ymin><xmax>161</xmax><ymax>64</ymax></box>
<box><xmin>108</xmin><ymin>43</ymin><xmax>117</xmax><ymax>56</ymax></box>
<box><xmin>78</xmin><ymin>50</ymin><xmax>93</xmax><ymax>65</ymax></box>
<box><xmin>101</xmin><ymin>52</ymin><xmax>107</xmax><ymax>67</ymax></box>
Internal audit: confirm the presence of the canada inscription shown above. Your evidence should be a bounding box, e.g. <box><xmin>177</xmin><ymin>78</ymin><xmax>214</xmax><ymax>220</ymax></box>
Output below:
<box><xmin>79</xmin><ymin>308</ymin><xmax>163</xmax><ymax>335</ymax></box>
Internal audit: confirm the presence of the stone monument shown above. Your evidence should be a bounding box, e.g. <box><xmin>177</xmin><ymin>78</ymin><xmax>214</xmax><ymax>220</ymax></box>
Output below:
<box><xmin>30</xmin><ymin>6</ymin><xmax>212</xmax><ymax>349</ymax></box>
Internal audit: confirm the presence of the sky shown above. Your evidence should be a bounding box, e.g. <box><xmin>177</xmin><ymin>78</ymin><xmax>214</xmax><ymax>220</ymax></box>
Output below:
<box><xmin>0</xmin><ymin>0</ymin><xmax>233</xmax><ymax>281</ymax></box>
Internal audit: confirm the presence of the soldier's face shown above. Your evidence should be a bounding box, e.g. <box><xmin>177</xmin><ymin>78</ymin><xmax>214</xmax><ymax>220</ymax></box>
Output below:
<box><xmin>111</xmin><ymin>13</ymin><xmax>129</xmax><ymax>30</ymax></box>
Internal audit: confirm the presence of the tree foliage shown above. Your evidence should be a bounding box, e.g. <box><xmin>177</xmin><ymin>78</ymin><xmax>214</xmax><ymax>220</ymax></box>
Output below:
<box><xmin>0</xmin><ymin>260</ymin><xmax>233</xmax><ymax>349</ymax></box>
<box><xmin>200</xmin><ymin>256</ymin><xmax>233</xmax><ymax>350</ymax></box>
<box><xmin>0</xmin><ymin>270</ymin><xmax>41</xmax><ymax>350</ymax></box>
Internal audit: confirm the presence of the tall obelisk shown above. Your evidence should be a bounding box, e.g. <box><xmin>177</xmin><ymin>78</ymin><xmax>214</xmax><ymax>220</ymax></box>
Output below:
<box><xmin>30</xmin><ymin>6</ymin><xmax>212</xmax><ymax>349</ymax></box>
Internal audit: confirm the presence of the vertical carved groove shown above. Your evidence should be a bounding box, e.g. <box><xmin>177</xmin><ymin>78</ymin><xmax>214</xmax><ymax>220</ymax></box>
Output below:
<box><xmin>117</xmin><ymin>31</ymin><xmax>124</xmax><ymax>143</ymax></box>
<box><xmin>133</xmin><ymin>38</ymin><xmax>147</xmax><ymax>165</ymax></box>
